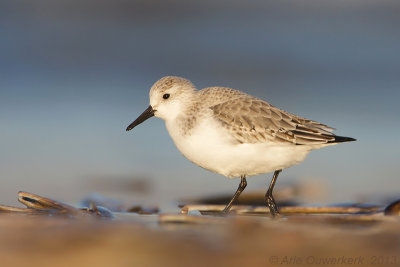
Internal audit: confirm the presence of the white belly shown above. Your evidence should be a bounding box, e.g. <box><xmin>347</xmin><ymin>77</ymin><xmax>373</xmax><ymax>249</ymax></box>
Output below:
<box><xmin>166</xmin><ymin>118</ymin><xmax>313</xmax><ymax>178</ymax></box>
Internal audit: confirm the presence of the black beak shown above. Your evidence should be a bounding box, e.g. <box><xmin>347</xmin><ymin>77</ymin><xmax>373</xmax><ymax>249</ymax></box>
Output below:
<box><xmin>126</xmin><ymin>105</ymin><xmax>155</xmax><ymax>131</ymax></box>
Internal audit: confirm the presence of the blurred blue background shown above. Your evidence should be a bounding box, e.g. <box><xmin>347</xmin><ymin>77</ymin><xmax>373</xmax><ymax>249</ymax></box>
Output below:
<box><xmin>1</xmin><ymin>0</ymin><xmax>399</xmax><ymax>206</ymax></box>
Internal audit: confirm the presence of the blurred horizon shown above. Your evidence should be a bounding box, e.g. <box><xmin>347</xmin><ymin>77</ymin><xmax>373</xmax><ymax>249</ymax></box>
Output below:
<box><xmin>1</xmin><ymin>0</ymin><xmax>399</xmax><ymax>206</ymax></box>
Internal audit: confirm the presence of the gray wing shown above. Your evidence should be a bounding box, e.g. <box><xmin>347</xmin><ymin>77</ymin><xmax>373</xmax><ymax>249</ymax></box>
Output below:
<box><xmin>210</xmin><ymin>95</ymin><xmax>337</xmax><ymax>145</ymax></box>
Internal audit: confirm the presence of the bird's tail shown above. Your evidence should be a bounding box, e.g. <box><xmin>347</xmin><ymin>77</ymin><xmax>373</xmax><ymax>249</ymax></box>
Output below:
<box><xmin>329</xmin><ymin>136</ymin><xmax>356</xmax><ymax>143</ymax></box>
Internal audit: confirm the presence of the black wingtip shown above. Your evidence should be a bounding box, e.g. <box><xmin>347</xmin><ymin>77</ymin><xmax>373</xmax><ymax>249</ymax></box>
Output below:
<box><xmin>330</xmin><ymin>136</ymin><xmax>357</xmax><ymax>143</ymax></box>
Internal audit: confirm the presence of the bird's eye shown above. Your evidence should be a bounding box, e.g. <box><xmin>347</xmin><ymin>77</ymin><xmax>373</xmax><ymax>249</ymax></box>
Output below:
<box><xmin>163</xmin><ymin>93</ymin><xmax>170</xmax><ymax>99</ymax></box>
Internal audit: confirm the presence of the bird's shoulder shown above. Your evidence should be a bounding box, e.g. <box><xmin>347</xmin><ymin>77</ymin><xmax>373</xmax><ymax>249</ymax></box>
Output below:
<box><xmin>197</xmin><ymin>87</ymin><xmax>248</xmax><ymax>106</ymax></box>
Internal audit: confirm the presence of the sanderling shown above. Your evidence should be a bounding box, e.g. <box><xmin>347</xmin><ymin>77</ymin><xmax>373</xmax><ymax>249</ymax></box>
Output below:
<box><xmin>126</xmin><ymin>76</ymin><xmax>355</xmax><ymax>216</ymax></box>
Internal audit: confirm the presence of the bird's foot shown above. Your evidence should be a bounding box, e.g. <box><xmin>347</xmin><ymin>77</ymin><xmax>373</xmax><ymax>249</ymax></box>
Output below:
<box><xmin>266</xmin><ymin>196</ymin><xmax>280</xmax><ymax>218</ymax></box>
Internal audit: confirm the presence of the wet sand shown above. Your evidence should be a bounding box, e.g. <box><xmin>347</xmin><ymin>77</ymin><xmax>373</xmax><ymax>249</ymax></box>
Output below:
<box><xmin>1</xmin><ymin>193</ymin><xmax>400</xmax><ymax>267</ymax></box>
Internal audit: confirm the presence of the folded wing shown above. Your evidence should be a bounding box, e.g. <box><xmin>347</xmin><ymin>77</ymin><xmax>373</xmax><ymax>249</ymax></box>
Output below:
<box><xmin>210</xmin><ymin>94</ymin><xmax>338</xmax><ymax>145</ymax></box>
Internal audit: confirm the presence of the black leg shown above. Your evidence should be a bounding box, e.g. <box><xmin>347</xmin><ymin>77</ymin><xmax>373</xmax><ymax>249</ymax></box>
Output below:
<box><xmin>222</xmin><ymin>175</ymin><xmax>247</xmax><ymax>213</ymax></box>
<box><xmin>265</xmin><ymin>170</ymin><xmax>282</xmax><ymax>217</ymax></box>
